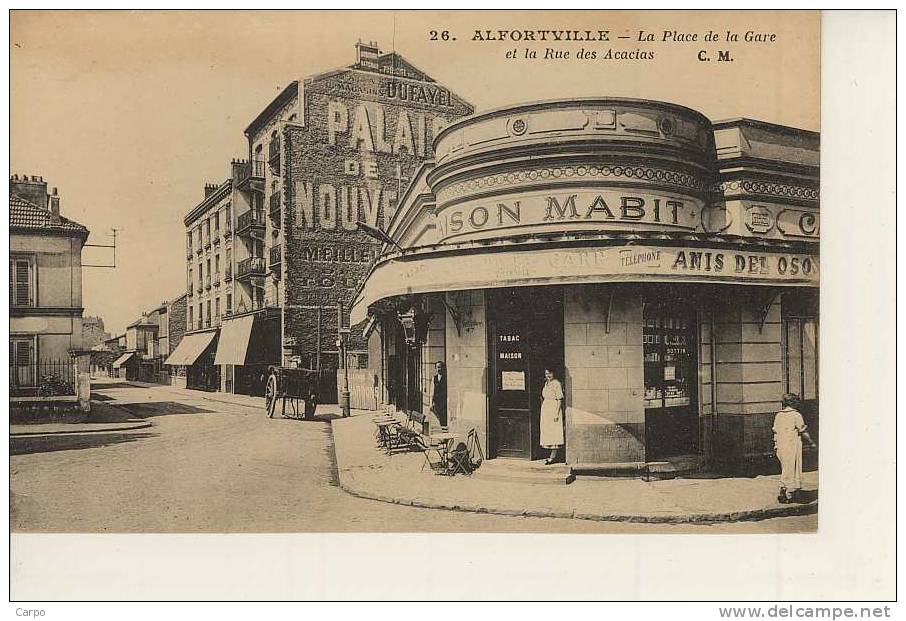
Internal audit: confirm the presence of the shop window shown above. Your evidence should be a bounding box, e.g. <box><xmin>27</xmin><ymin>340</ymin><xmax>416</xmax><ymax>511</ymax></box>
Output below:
<box><xmin>9</xmin><ymin>255</ymin><xmax>34</xmax><ymax>307</ymax></box>
<box><xmin>782</xmin><ymin>292</ymin><xmax>819</xmax><ymax>402</ymax></box>
<box><xmin>783</xmin><ymin>318</ymin><xmax>818</xmax><ymax>401</ymax></box>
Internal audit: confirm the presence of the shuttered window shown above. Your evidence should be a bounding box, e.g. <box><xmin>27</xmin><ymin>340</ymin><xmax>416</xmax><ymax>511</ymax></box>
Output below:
<box><xmin>9</xmin><ymin>256</ymin><xmax>33</xmax><ymax>306</ymax></box>
<box><xmin>10</xmin><ymin>337</ymin><xmax>36</xmax><ymax>387</ymax></box>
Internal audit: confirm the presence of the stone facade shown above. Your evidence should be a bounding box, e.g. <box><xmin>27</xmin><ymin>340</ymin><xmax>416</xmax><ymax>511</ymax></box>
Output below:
<box><xmin>563</xmin><ymin>286</ymin><xmax>645</xmax><ymax>464</ymax></box>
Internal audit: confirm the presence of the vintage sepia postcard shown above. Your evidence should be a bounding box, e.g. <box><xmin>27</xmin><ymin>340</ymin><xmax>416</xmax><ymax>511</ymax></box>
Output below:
<box><xmin>7</xmin><ymin>9</ymin><xmax>896</xmax><ymax>604</ymax></box>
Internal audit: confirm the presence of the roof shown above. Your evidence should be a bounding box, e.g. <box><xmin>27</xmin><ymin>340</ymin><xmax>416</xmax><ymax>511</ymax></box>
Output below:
<box><xmin>126</xmin><ymin>317</ymin><xmax>159</xmax><ymax>330</ymax></box>
<box><xmin>10</xmin><ymin>194</ymin><xmax>90</xmax><ymax>240</ymax></box>
<box><xmin>244</xmin><ymin>81</ymin><xmax>299</xmax><ymax>138</ymax></box>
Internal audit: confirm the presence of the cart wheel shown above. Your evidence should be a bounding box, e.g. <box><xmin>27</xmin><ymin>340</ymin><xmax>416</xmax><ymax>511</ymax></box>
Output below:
<box><xmin>265</xmin><ymin>373</ymin><xmax>278</xmax><ymax>419</ymax></box>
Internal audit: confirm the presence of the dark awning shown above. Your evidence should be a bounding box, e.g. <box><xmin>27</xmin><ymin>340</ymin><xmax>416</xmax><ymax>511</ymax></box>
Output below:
<box><xmin>112</xmin><ymin>352</ymin><xmax>136</xmax><ymax>369</ymax></box>
<box><xmin>214</xmin><ymin>315</ymin><xmax>256</xmax><ymax>366</ymax></box>
<box><xmin>164</xmin><ymin>332</ymin><xmax>217</xmax><ymax>366</ymax></box>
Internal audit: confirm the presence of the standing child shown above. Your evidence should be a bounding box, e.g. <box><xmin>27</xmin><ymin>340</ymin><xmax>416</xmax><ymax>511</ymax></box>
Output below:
<box><xmin>773</xmin><ymin>393</ymin><xmax>817</xmax><ymax>503</ymax></box>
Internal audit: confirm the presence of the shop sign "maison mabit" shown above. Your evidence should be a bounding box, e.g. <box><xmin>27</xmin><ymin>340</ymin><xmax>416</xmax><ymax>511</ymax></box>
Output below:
<box><xmin>434</xmin><ymin>190</ymin><xmax>704</xmax><ymax>241</ymax></box>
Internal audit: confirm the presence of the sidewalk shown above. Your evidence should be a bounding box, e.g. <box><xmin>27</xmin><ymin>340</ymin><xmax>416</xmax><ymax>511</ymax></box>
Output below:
<box><xmin>331</xmin><ymin>412</ymin><xmax>818</xmax><ymax>524</ymax></box>
<box><xmin>10</xmin><ymin>400</ymin><xmax>152</xmax><ymax>436</ymax></box>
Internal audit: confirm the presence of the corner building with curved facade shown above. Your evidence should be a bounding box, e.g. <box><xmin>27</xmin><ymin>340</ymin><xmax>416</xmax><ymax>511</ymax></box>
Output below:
<box><xmin>351</xmin><ymin>98</ymin><xmax>819</xmax><ymax>471</ymax></box>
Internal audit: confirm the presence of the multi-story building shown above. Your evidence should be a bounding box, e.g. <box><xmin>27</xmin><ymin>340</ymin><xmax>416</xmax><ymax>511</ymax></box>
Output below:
<box><xmin>81</xmin><ymin>316</ymin><xmax>111</xmax><ymax>349</ymax></box>
<box><xmin>166</xmin><ymin>181</ymin><xmax>238</xmax><ymax>391</ymax></box>
<box><xmin>9</xmin><ymin>175</ymin><xmax>90</xmax><ymax>401</ymax></box>
<box><xmin>175</xmin><ymin>41</ymin><xmax>472</xmax><ymax>397</ymax></box>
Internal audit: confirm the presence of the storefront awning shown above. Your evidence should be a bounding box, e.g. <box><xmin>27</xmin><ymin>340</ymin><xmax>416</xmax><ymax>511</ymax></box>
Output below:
<box><xmin>350</xmin><ymin>243</ymin><xmax>820</xmax><ymax>324</ymax></box>
<box><xmin>112</xmin><ymin>352</ymin><xmax>136</xmax><ymax>369</ymax></box>
<box><xmin>213</xmin><ymin>315</ymin><xmax>255</xmax><ymax>366</ymax></box>
<box><xmin>164</xmin><ymin>331</ymin><xmax>217</xmax><ymax>366</ymax></box>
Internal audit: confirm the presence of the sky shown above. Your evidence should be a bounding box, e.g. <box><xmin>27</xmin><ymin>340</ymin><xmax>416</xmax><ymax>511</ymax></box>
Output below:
<box><xmin>10</xmin><ymin>10</ymin><xmax>819</xmax><ymax>335</ymax></box>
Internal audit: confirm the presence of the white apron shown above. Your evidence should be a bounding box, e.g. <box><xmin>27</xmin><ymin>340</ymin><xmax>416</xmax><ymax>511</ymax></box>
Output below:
<box><xmin>773</xmin><ymin>407</ymin><xmax>806</xmax><ymax>491</ymax></box>
<box><xmin>540</xmin><ymin>378</ymin><xmax>564</xmax><ymax>448</ymax></box>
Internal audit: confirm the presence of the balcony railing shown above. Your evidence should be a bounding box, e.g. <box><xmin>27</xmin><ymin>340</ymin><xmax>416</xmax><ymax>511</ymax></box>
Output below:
<box><xmin>187</xmin><ymin>287</ymin><xmax>194</xmax><ymax>298</ymax></box>
<box><xmin>223</xmin><ymin>222</ymin><xmax>232</xmax><ymax>237</ymax></box>
<box><xmin>224</xmin><ymin>265</ymin><xmax>232</xmax><ymax>281</ymax></box>
<box><xmin>212</xmin><ymin>234</ymin><xmax>220</xmax><ymax>246</ymax></box>
<box><xmin>196</xmin><ymin>284</ymin><xmax>203</xmax><ymax>294</ymax></box>
<box><xmin>205</xmin><ymin>276</ymin><xmax>211</xmax><ymax>290</ymax></box>
<box><xmin>236</xmin><ymin>210</ymin><xmax>266</xmax><ymax>237</ymax></box>
<box><xmin>237</xmin><ymin>159</ymin><xmax>266</xmax><ymax>189</ymax></box>
<box><xmin>236</xmin><ymin>257</ymin><xmax>267</xmax><ymax>280</ymax></box>
<box><xmin>213</xmin><ymin>275</ymin><xmax>221</xmax><ymax>288</ymax></box>
<box><xmin>186</xmin><ymin>247</ymin><xmax>193</xmax><ymax>259</ymax></box>
<box><xmin>195</xmin><ymin>245</ymin><xmax>203</xmax><ymax>255</ymax></box>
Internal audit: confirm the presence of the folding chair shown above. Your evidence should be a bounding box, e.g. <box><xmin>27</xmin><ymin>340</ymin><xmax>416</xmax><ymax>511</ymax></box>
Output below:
<box><xmin>417</xmin><ymin>434</ymin><xmax>450</xmax><ymax>474</ymax></box>
<box><xmin>466</xmin><ymin>428</ymin><xmax>484</xmax><ymax>471</ymax></box>
<box><xmin>446</xmin><ymin>442</ymin><xmax>472</xmax><ymax>476</ymax></box>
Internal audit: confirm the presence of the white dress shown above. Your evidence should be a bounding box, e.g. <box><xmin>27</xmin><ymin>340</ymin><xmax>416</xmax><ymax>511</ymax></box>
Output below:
<box><xmin>540</xmin><ymin>378</ymin><xmax>565</xmax><ymax>449</ymax></box>
<box><xmin>773</xmin><ymin>406</ymin><xmax>806</xmax><ymax>491</ymax></box>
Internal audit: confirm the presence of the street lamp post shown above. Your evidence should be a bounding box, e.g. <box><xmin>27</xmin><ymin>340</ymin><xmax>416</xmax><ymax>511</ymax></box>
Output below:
<box><xmin>337</xmin><ymin>303</ymin><xmax>351</xmax><ymax>418</ymax></box>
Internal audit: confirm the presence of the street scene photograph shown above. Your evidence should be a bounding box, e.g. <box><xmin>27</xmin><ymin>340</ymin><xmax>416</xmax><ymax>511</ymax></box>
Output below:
<box><xmin>9</xmin><ymin>10</ymin><xmax>822</xmax><ymax>539</ymax></box>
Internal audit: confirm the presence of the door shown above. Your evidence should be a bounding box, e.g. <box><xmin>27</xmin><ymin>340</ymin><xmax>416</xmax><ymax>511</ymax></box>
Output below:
<box><xmin>488</xmin><ymin>288</ymin><xmax>564</xmax><ymax>460</ymax></box>
<box><xmin>643</xmin><ymin>300</ymin><xmax>698</xmax><ymax>459</ymax></box>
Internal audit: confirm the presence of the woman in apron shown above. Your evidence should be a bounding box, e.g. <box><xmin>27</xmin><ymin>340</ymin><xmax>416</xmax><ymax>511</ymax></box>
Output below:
<box><xmin>540</xmin><ymin>367</ymin><xmax>565</xmax><ymax>465</ymax></box>
<box><xmin>773</xmin><ymin>392</ymin><xmax>816</xmax><ymax>503</ymax></box>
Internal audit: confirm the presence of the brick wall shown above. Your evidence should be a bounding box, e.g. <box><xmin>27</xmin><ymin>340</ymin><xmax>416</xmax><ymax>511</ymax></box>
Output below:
<box><xmin>168</xmin><ymin>295</ymin><xmax>187</xmax><ymax>353</ymax></box>
<box><xmin>281</xmin><ymin>68</ymin><xmax>472</xmax><ymax>367</ymax></box>
<box><xmin>563</xmin><ymin>285</ymin><xmax>645</xmax><ymax>464</ymax></box>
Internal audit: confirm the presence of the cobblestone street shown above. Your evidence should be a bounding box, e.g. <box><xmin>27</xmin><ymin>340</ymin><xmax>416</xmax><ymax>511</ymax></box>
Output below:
<box><xmin>10</xmin><ymin>382</ymin><xmax>816</xmax><ymax>533</ymax></box>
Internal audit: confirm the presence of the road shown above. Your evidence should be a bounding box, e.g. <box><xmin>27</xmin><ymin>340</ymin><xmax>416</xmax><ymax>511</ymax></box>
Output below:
<box><xmin>10</xmin><ymin>381</ymin><xmax>817</xmax><ymax>533</ymax></box>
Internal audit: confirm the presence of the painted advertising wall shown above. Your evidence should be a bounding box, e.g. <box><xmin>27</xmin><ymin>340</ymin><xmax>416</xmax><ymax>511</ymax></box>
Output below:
<box><xmin>282</xmin><ymin>53</ymin><xmax>473</xmax><ymax>365</ymax></box>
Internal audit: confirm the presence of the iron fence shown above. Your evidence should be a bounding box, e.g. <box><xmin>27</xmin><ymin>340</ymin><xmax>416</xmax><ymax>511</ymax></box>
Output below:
<box><xmin>10</xmin><ymin>358</ymin><xmax>77</xmax><ymax>397</ymax></box>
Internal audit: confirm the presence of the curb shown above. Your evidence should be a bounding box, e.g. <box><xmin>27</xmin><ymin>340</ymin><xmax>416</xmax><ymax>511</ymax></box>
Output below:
<box><xmin>10</xmin><ymin>420</ymin><xmax>153</xmax><ymax>437</ymax></box>
<box><xmin>329</xmin><ymin>421</ymin><xmax>818</xmax><ymax>525</ymax></box>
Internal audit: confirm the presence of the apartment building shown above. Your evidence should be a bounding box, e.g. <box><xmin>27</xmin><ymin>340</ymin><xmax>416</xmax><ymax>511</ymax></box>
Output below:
<box><xmin>174</xmin><ymin>40</ymin><xmax>472</xmax><ymax>397</ymax></box>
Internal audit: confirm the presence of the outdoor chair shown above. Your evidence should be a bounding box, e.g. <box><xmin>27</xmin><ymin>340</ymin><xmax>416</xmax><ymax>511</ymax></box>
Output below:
<box><xmin>466</xmin><ymin>428</ymin><xmax>484</xmax><ymax>471</ymax></box>
<box><xmin>446</xmin><ymin>441</ymin><xmax>473</xmax><ymax>476</ymax></box>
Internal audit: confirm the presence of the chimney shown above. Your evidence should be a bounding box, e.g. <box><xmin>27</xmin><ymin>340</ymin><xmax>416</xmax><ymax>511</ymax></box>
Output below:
<box><xmin>204</xmin><ymin>183</ymin><xmax>218</xmax><ymax>198</ymax></box>
<box><xmin>230</xmin><ymin>158</ymin><xmax>248</xmax><ymax>182</ymax></box>
<box><xmin>9</xmin><ymin>173</ymin><xmax>49</xmax><ymax>210</ymax></box>
<box><xmin>49</xmin><ymin>187</ymin><xmax>60</xmax><ymax>219</ymax></box>
<box><xmin>355</xmin><ymin>39</ymin><xmax>380</xmax><ymax>67</ymax></box>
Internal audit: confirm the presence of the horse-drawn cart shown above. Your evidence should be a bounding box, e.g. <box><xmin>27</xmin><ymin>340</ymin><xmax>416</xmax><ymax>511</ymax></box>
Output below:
<box><xmin>265</xmin><ymin>366</ymin><xmax>321</xmax><ymax>419</ymax></box>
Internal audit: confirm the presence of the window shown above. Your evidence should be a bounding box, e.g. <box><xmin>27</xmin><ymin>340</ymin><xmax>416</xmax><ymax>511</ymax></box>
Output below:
<box><xmin>215</xmin><ymin>297</ymin><xmax>220</xmax><ymax>318</ymax></box>
<box><xmin>198</xmin><ymin>304</ymin><xmax>203</xmax><ymax>329</ymax></box>
<box><xmin>782</xmin><ymin>292</ymin><xmax>819</xmax><ymax>402</ymax></box>
<box><xmin>206</xmin><ymin>301</ymin><xmax>211</xmax><ymax>326</ymax></box>
<box><xmin>215</xmin><ymin>254</ymin><xmax>220</xmax><ymax>277</ymax></box>
<box><xmin>225</xmin><ymin>204</ymin><xmax>232</xmax><ymax>229</ymax></box>
<box><xmin>226</xmin><ymin>293</ymin><xmax>232</xmax><ymax>313</ymax></box>
<box><xmin>10</xmin><ymin>337</ymin><xmax>36</xmax><ymax>388</ymax></box>
<box><xmin>188</xmin><ymin>267</ymin><xmax>193</xmax><ymax>291</ymax></box>
<box><xmin>783</xmin><ymin>318</ymin><xmax>818</xmax><ymax>401</ymax></box>
<box><xmin>187</xmin><ymin>231</ymin><xmax>193</xmax><ymax>253</ymax></box>
<box><xmin>9</xmin><ymin>256</ymin><xmax>34</xmax><ymax>306</ymax></box>
<box><xmin>188</xmin><ymin>306</ymin><xmax>193</xmax><ymax>328</ymax></box>
<box><xmin>214</xmin><ymin>211</ymin><xmax>220</xmax><ymax>232</ymax></box>
<box><xmin>198</xmin><ymin>263</ymin><xmax>203</xmax><ymax>287</ymax></box>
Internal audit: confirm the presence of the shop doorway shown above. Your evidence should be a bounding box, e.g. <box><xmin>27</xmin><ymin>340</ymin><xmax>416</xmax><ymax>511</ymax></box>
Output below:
<box><xmin>643</xmin><ymin>298</ymin><xmax>698</xmax><ymax>459</ymax></box>
<box><xmin>487</xmin><ymin>287</ymin><xmax>564</xmax><ymax>460</ymax></box>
